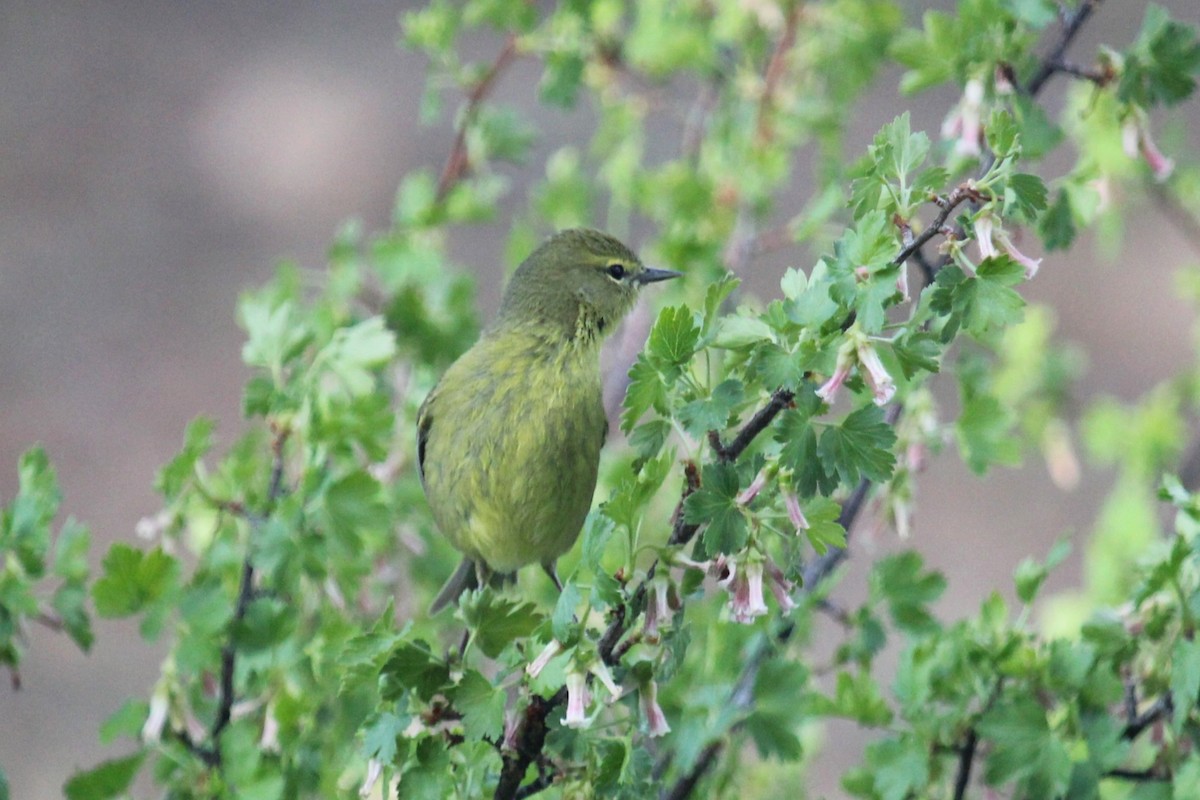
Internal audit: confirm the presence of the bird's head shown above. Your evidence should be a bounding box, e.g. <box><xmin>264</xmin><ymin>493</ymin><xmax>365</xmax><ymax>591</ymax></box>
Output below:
<box><xmin>497</xmin><ymin>229</ymin><xmax>680</xmax><ymax>340</ymax></box>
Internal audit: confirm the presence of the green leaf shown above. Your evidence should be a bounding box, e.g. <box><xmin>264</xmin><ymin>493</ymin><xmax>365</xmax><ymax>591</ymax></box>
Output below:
<box><xmin>362</xmin><ymin>711</ymin><xmax>408</xmax><ymax>763</ymax></box>
<box><xmin>621</xmin><ymin>356</ymin><xmax>667</xmax><ymax>433</ymax></box>
<box><xmin>92</xmin><ymin>545</ymin><xmax>178</xmax><ymax>618</ymax></box>
<box><xmin>818</xmin><ymin>405</ymin><xmax>898</xmax><ymax>486</ymax></box>
<box><xmin>677</xmin><ymin>380</ymin><xmax>743</xmax><ymax>437</ymax></box>
<box><xmin>462</xmin><ymin>595</ymin><xmax>543</xmax><ymax>658</ymax></box>
<box><xmin>777</xmin><ymin>409</ymin><xmax>834</xmax><ymax>498</ymax></box>
<box><xmin>647</xmin><ymin>304</ymin><xmax>700</xmax><ymax>371</ymax></box>
<box><xmin>453</xmin><ymin>670</ymin><xmax>506</xmax><ymax>740</ymax></box>
<box><xmin>712</xmin><ymin>315</ymin><xmax>774</xmax><ymax>350</ymax></box>
<box><xmin>891</xmin><ymin>332</ymin><xmax>941</xmax><ymax>378</ymax></box>
<box><xmin>99</xmin><ymin>699</ymin><xmax>149</xmax><ymax>745</ymax></box>
<box><xmin>1014</xmin><ymin>539</ymin><xmax>1071</xmax><ymax>604</ymax></box>
<box><xmin>978</xmin><ymin>696</ymin><xmax>1072</xmax><ymax>796</ymax></box>
<box><xmin>316</xmin><ymin>317</ymin><xmax>397</xmax><ymax>399</ymax></box>
<box><xmin>155</xmin><ymin>417</ymin><xmax>214</xmax><ymax>498</ymax></box>
<box><xmin>701</xmin><ymin>274</ymin><xmax>739</xmax><ymax>335</ymax></box>
<box><xmin>552</xmin><ymin>580</ymin><xmax>582</xmax><ymax>643</ymax></box>
<box><xmin>871</xmin><ymin>552</ymin><xmax>946</xmax><ymax>635</ymax></box>
<box><xmin>381</xmin><ymin>640</ymin><xmax>450</xmax><ymax>702</ymax></box>
<box><xmin>1005</xmin><ymin>173</ymin><xmax>1048</xmax><ymax>222</ymax></box>
<box><xmin>323</xmin><ymin>470</ymin><xmax>389</xmax><ymax>533</ymax></box>
<box><xmin>867</xmin><ymin>737</ymin><xmax>929</xmax><ymax>800</ymax></box>
<box><xmin>802</xmin><ymin>496</ymin><xmax>847</xmax><ymax>555</ymax></box>
<box><xmin>1171</xmin><ymin>636</ymin><xmax>1200</xmax><ymax>731</ymax></box>
<box><xmin>64</xmin><ymin>752</ymin><xmax>145</xmax><ymax>800</ymax></box>
<box><xmin>540</xmin><ymin>51</ymin><xmax>586</xmax><ymax>107</ymax></box>
<box><xmin>1118</xmin><ymin>5</ymin><xmax>1200</xmax><ymax>107</ymax></box>
<box><xmin>1039</xmin><ymin>189</ymin><xmax>1076</xmax><ymax>251</ymax></box>
<box><xmin>743</xmin><ymin>711</ymin><xmax>804</xmax><ymax>760</ymax></box>
<box><xmin>957</xmin><ymin>393</ymin><xmax>1021</xmax><ymax>474</ymax></box>
<box><xmin>1005</xmin><ymin>0</ymin><xmax>1056</xmax><ymax>28</ymax></box>
<box><xmin>684</xmin><ymin>463</ymin><xmax>747</xmax><ymax>554</ymax></box>
<box><xmin>239</xmin><ymin>297</ymin><xmax>310</xmax><ymax>373</ymax></box>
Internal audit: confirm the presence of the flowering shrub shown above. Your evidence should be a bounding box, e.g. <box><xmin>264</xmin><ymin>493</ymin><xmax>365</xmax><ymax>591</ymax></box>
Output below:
<box><xmin>4</xmin><ymin>1</ymin><xmax>1200</xmax><ymax>798</ymax></box>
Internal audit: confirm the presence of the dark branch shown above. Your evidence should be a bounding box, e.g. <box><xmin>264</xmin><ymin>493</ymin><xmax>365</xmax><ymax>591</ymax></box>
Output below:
<box><xmin>1123</xmin><ymin>693</ymin><xmax>1172</xmax><ymax>740</ymax></box>
<box><xmin>495</xmin><ymin>693</ymin><xmax>559</xmax><ymax>800</ymax></box>
<box><xmin>709</xmin><ymin>389</ymin><xmax>796</xmax><ymax>464</ymax></box>
<box><xmin>1025</xmin><ymin>0</ymin><xmax>1103</xmax><ymax>97</ymax></box>
<box><xmin>1105</xmin><ymin>768</ymin><xmax>1167</xmax><ymax>782</ymax></box>
<box><xmin>206</xmin><ymin>428</ymin><xmax>290</xmax><ymax>764</ymax></box>
<box><xmin>661</xmin><ymin>741</ymin><xmax>723</xmax><ymax>800</ymax></box>
<box><xmin>952</xmin><ymin>729</ymin><xmax>979</xmax><ymax>800</ymax></box>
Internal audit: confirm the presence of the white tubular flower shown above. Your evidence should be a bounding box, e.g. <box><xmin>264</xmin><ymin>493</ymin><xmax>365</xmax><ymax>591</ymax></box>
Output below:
<box><xmin>974</xmin><ymin>213</ymin><xmax>998</xmax><ymax>261</ymax></box>
<box><xmin>590</xmin><ymin>658</ymin><xmax>623</xmax><ymax>703</ymax></box>
<box><xmin>561</xmin><ymin>669</ymin><xmax>593</xmax><ymax>729</ymax></box>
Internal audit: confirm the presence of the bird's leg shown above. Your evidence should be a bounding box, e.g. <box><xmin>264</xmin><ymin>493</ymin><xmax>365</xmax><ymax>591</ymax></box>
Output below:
<box><xmin>542</xmin><ymin>562</ymin><xmax>564</xmax><ymax>592</ymax></box>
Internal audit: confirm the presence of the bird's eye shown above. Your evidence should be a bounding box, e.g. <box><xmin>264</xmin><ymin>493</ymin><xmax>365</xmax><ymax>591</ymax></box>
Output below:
<box><xmin>605</xmin><ymin>263</ymin><xmax>627</xmax><ymax>280</ymax></box>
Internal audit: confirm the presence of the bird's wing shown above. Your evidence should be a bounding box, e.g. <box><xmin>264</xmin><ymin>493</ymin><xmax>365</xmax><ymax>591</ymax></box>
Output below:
<box><xmin>416</xmin><ymin>390</ymin><xmax>436</xmax><ymax>487</ymax></box>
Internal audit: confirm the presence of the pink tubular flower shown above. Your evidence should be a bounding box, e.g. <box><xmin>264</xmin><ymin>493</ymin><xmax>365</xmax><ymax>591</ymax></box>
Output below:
<box><xmin>856</xmin><ymin>339</ymin><xmax>896</xmax><ymax>407</ymax></box>
<box><xmin>764</xmin><ymin>558</ymin><xmax>797</xmax><ymax>612</ymax></box>
<box><xmin>526</xmin><ymin>639</ymin><xmax>563</xmax><ymax>679</ymax></box>
<box><xmin>973</xmin><ymin>214</ymin><xmax>998</xmax><ymax>261</ymax></box>
<box><xmin>736</xmin><ymin>469</ymin><xmax>768</xmax><ymax>506</ymax></box>
<box><xmin>644</xmin><ymin>576</ymin><xmax>673</xmax><ymax>643</ymax></box>
<box><xmin>942</xmin><ymin>78</ymin><xmax>985</xmax><ymax>157</ymax></box>
<box><xmin>639</xmin><ymin>679</ymin><xmax>671</xmax><ymax>737</ymax></box>
<box><xmin>562</xmin><ymin>669</ymin><xmax>592</xmax><ymax>728</ymax></box>
<box><xmin>503</xmin><ymin>709</ymin><xmax>521</xmax><ymax>750</ymax></box>
<box><xmin>1123</xmin><ymin>116</ymin><xmax>1175</xmax><ymax>182</ymax></box>
<box><xmin>142</xmin><ymin>685</ymin><xmax>170</xmax><ymax>744</ymax></box>
<box><xmin>996</xmin><ymin>231</ymin><xmax>1042</xmax><ymax>279</ymax></box>
<box><xmin>816</xmin><ymin>339</ymin><xmax>856</xmax><ymax>404</ymax></box>
<box><xmin>784</xmin><ymin>492</ymin><xmax>808</xmax><ymax>534</ymax></box>
<box><xmin>897</xmin><ymin>264</ymin><xmax>910</xmax><ymax>303</ymax></box>
<box><xmin>729</xmin><ymin>558</ymin><xmax>769</xmax><ymax>624</ymax></box>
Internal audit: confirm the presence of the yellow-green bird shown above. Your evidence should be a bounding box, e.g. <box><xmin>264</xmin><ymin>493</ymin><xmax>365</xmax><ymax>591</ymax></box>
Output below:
<box><xmin>418</xmin><ymin>229</ymin><xmax>680</xmax><ymax>613</ymax></box>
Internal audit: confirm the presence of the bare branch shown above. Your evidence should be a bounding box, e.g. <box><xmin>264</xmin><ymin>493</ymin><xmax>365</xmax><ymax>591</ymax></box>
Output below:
<box><xmin>436</xmin><ymin>36</ymin><xmax>520</xmax><ymax>203</ymax></box>
<box><xmin>951</xmin><ymin>729</ymin><xmax>979</xmax><ymax>800</ymax></box>
<box><xmin>1025</xmin><ymin>0</ymin><xmax>1103</xmax><ymax>97</ymax></box>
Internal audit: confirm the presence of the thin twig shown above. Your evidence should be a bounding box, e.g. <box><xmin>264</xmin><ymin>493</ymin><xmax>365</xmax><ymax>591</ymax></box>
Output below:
<box><xmin>1148</xmin><ymin>183</ymin><xmax>1200</xmax><ymax>260</ymax></box>
<box><xmin>756</xmin><ymin>4</ymin><xmax>802</xmax><ymax>144</ymax></box>
<box><xmin>436</xmin><ymin>35</ymin><xmax>519</xmax><ymax>203</ymax></box>
<box><xmin>207</xmin><ymin>428</ymin><xmax>290</xmax><ymax>764</ymax></box>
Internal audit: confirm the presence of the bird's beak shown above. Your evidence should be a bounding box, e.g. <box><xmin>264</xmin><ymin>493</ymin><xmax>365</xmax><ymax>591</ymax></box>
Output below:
<box><xmin>635</xmin><ymin>267</ymin><xmax>683</xmax><ymax>285</ymax></box>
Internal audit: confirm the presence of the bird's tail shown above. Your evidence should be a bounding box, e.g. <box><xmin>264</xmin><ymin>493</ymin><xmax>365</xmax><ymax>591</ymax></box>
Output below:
<box><xmin>429</xmin><ymin>557</ymin><xmax>478</xmax><ymax>614</ymax></box>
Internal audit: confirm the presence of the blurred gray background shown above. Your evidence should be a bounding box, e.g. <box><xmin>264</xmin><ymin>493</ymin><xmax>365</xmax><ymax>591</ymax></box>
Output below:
<box><xmin>1</xmin><ymin>2</ymin><xmax>1197</xmax><ymax>797</ymax></box>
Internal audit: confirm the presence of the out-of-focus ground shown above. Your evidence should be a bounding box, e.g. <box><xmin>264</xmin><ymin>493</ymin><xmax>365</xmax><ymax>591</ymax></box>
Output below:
<box><xmin>1</xmin><ymin>2</ymin><xmax>1197</xmax><ymax>797</ymax></box>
